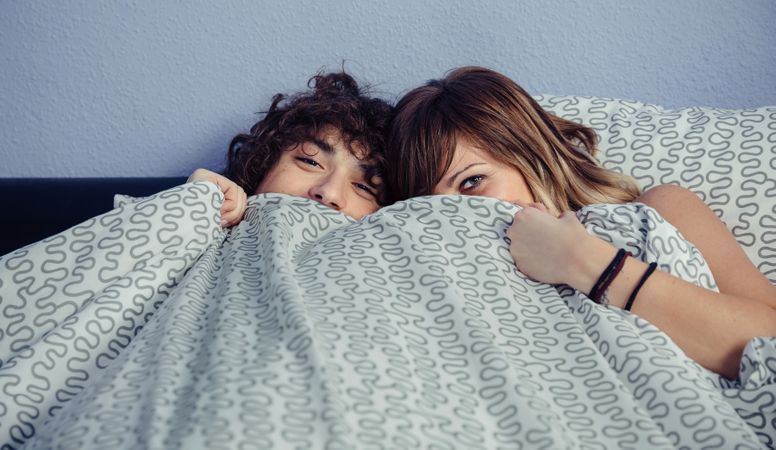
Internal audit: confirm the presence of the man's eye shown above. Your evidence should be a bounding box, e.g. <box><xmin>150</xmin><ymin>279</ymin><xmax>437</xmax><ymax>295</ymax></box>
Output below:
<box><xmin>460</xmin><ymin>175</ymin><xmax>484</xmax><ymax>191</ymax></box>
<box><xmin>296</xmin><ymin>157</ymin><xmax>320</xmax><ymax>167</ymax></box>
<box><xmin>354</xmin><ymin>183</ymin><xmax>377</xmax><ymax>196</ymax></box>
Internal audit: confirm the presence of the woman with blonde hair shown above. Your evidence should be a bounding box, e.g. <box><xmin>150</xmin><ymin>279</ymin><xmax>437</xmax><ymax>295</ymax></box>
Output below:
<box><xmin>386</xmin><ymin>66</ymin><xmax>776</xmax><ymax>379</ymax></box>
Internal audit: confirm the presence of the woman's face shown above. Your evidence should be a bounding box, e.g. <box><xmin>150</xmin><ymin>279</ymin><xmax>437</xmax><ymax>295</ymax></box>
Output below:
<box><xmin>256</xmin><ymin>128</ymin><xmax>382</xmax><ymax>219</ymax></box>
<box><xmin>432</xmin><ymin>137</ymin><xmax>534</xmax><ymax>204</ymax></box>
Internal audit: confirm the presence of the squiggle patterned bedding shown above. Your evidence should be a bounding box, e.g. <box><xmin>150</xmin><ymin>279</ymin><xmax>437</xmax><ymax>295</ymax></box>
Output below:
<box><xmin>1</xmin><ymin>182</ymin><xmax>775</xmax><ymax>449</ymax></box>
<box><xmin>536</xmin><ymin>97</ymin><xmax>776</xmax><ymax>284</ymax></box>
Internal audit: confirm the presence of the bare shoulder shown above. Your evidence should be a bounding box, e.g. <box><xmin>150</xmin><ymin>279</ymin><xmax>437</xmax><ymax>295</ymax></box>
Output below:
<box><xmin>635</xmin><ymin>183</ymin><xmax>732</xmax><ymax>255</ymax></box>
<box><xmin>636</xmin><ymin>184</ymin><xmax>706</xmax><ymax>218</ymax></box>
<box><xmin>635</xmin><ymin>184</ymin><xmax>721</xmax><ymax>260</ymax></box>
<box><xmin>636</xmin><ymin>184</ymin><xmax>776</xmax><ymax>304</ymax></box>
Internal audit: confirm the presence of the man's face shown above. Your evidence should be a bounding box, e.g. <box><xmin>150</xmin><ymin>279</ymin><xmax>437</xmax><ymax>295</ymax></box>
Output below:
<box><xmin>256</xmin><ymin>128</ymin><xmax>382</xmax><ymax>219</ymax></box>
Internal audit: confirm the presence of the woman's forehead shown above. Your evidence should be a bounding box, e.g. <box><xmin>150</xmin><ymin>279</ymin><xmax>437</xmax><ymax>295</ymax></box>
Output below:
<box><xmin>445</xmin><ymin>136</ymin><xmax>490</xmax><ymax>168</ymax></box>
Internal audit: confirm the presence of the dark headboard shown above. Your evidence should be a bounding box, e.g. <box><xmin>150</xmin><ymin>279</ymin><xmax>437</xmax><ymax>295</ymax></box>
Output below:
<box><xmin>0</xmin><ymin>177</ymin><xmax>187</xmax><ymax>257</ymax></box>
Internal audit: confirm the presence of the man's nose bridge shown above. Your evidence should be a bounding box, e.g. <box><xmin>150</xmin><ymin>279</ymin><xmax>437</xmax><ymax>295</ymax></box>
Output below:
<box><xmin>309</xmin><ymin>173</ymin><xmax>348</xmax><ymax>209</ymax></box>
<box><xmin>315</xmin><ymin>171</ymin><xmax>347</xmax><ymax>197</ymax></box>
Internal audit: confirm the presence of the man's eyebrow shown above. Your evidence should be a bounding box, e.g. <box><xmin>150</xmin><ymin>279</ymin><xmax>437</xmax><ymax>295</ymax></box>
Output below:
<box><xmin>447</xmin><ymin>163</ymin><xmax>485</xmax><ymax>187</ymax></box>
<box><xmin>310</xmin><ymin>138</ymin><xmax>335</xmax><ymax>154</ymax></box>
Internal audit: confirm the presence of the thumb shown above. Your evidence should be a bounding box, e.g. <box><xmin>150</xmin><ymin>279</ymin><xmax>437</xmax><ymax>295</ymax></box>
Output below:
<box><xmin>559</xmin><ymin>211</ymin><xmax>579</xmax><ymax>222</ymax></box>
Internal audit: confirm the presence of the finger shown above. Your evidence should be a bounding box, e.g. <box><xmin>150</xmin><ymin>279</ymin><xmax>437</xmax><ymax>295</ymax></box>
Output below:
<box><xmin>238</xmin><ymin>188</ymin><xmax>247</xmax><ymax>209</ymax></box>
<box><xmin>513</xmin><ymin>207</ymin><xmax>533</xmax><ymax>221</ymax></box>
<box><xmin>221</xmin><ymin>202</ymin><xmax>237</xmax><ymax>225</ymax></box>
<box><xmin>187</xmin><ymin>168</ymin><xmax>208</xmax><ymax>183</ymax></box>
<box><xmin>221</xmin><ymin>197</ymin><xmax>236</xmax><ymax>213</ymax></box>
<box><xmin>513</xmin><ymin>203</ymin><xmax>539</xmax><ymax>218</ymax></box>
<box><xmin>235</xmin><ymin>190</ymin><xmax>247</xmax><ymax>220</ymax></box>
<box><xmin>512</xmin><ymin>199</ymin><xmax>530</xmax><ymax>210</ymax></box>
<box><xmin>559</xmin><ymin>211</ymin><xmax>574</xmax><ymax>218</ymax></box>
<box><xmin>223</xmin><ymin>189</ymin><xmax>248</xmax><ymax>227</ymax></box>
<box><xmin>220</xmin><ymin>203</ymin><xmax>233</xmax><ymax>226</ymax></box>
<box><xmin>559</xmin><ymin>211</ymin><xmax>579</xmax><ymax>223</ymax></box>
<box><xmin>529</xmin><ymin>202</ymin><xmax>549</xmax><ymax>214</ymax></box>
<box><xmin>223</xmin><ymin>204</ymin><xmax>243</xmax><ymax>227</ymax></box>
<box><xmin>221</xmin><ymin>183</ymin><xmax>241</xmax><ymax>208</ymax></box>
<box><xmin>220</xmin><ymin>180</ymin><xmax>237</xmax><ymax>198</ymax></box>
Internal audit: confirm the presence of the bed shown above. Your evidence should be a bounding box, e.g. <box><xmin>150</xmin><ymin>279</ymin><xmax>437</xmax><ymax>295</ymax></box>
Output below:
<box><xmin>1</xmin><ymin>96</ymin><xmax>775</xmax><ymax>449</ymax></box>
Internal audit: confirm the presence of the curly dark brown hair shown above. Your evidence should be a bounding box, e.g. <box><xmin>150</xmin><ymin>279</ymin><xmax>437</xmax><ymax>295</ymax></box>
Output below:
<box><xmin>224</xmin><ymin>71</ymin><xmax>393</xmax><ymax>204</ymax></box>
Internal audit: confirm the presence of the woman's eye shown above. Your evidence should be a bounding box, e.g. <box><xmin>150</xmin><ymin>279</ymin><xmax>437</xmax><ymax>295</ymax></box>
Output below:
<box><xmin>296</xmin><ymin>157</ymin><xmax>320</xmax><ymax>167</ymax></box>
<box><xmin>460</xmin><ymin>175</ymin><xmax>484</xmax><ymax>191</ymax></box>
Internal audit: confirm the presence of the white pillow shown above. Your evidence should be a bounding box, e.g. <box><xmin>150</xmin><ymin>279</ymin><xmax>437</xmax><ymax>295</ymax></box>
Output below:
<box><xmin>537</xmin><ymin>96</ymin><xmax>776</xmax><ymax>283</ymax></box>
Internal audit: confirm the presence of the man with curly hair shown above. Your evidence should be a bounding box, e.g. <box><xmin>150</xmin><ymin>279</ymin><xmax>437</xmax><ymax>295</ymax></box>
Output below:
<box><xmin>188</xmin><ymin>71</ymin><xmax>392</xmax><ymax>225</ymax></box>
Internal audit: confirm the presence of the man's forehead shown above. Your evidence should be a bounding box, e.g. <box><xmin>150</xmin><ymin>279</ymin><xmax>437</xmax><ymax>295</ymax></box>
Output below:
<box><xmin>311</xmin><ymin>128</ymin><xmax>375</xmax><ymax>165</ymax></box>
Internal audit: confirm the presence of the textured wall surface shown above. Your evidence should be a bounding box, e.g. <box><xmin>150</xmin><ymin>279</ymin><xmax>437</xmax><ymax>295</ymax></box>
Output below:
<box><xmin>1</xmin><ymin>0</ymin><xmax>775</xmax><ymax>177</ymax></box>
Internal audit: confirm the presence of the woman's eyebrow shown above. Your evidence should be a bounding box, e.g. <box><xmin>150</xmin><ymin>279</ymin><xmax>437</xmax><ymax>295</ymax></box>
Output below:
<box><xmin>447</xmin><ymin>163</ymin><xmax>485</xmax><ymax>187</ymax></box>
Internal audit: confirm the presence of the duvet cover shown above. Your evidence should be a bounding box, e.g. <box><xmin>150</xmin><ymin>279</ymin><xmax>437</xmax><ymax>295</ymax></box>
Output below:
<box><xmin>1</xmin><ymin>182</ymin><xmax>774</xmax><ymax>449</ymax></box>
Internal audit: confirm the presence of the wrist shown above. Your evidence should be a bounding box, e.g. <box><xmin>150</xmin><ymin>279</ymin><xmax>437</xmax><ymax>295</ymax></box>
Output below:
<box><xmin>565</xmin><ymin>234</ymin><xmax>618</xmax><ymax>294</ymax></box>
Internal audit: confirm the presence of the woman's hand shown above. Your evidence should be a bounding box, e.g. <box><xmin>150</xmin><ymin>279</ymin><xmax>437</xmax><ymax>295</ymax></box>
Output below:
<box><xmin>187</xmin><ymin>168</ymin><xmax>248</xmax><ymax>227</ymax></box>
<box><xmin>506</xmin><ymin>202</ymin><xmax>597</xmax><ymax>285</ymax></box>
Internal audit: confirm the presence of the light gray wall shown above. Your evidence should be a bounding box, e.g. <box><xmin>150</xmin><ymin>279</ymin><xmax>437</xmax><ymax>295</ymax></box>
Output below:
<box><xmin>1</xmin><ymin>0</ymin><xmax>775</xmax><ymax>177</ymax></box>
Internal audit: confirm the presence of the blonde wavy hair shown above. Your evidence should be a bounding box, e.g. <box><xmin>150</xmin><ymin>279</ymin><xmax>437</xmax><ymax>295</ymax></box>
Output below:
<box><xmin>386</xmin><ymin>66</ymin><xmax>641</xmax><ymax>212</ymax></box>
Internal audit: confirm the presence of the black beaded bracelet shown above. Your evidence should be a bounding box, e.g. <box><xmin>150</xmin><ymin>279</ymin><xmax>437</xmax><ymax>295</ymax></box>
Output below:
<box><xmin>624</xmin><ymin>262</ymin><xmax>658</xmax><ymax>312</ymax></box>
<box><xmin>588</xmin><ymin>249</ymin><xmax>629</xmax><ymax>304</ymax></box>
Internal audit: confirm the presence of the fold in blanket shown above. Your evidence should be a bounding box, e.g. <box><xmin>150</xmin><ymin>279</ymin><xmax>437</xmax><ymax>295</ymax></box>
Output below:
<box><xmin>1</xmin><ymin>182</ymin><xmax>774</xmax><ymax>449</ymax></box>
